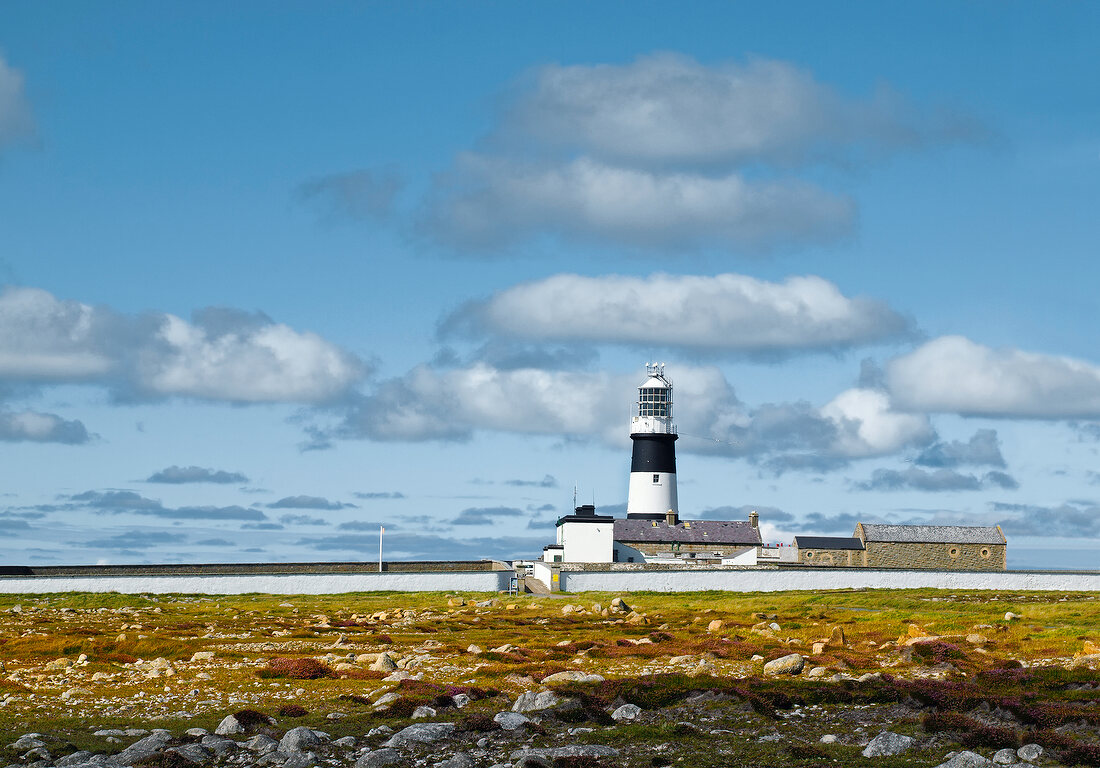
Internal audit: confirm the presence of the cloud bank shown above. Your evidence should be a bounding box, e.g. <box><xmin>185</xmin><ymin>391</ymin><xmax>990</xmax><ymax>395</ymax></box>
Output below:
<box><xmin>0</xmin><ymin>286</ymin><xmax>364</xmax><ymax>404</ymax></box>
<box><xmin>888</xmin><ymin>336</ymin><xmax>1100</xmax><ymax>418</ymax></box>
<box><xmin>146</xmin><ymin>465</ymin><xmax>249</xmax><ymax>484</ymax></box>
<box><xmin>443</xmin><ymin>273</ymin><xmax>909</xmax><ymax>354</ymax></box>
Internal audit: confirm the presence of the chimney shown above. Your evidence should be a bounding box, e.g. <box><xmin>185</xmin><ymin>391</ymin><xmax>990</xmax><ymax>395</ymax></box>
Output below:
<box><xmin>749</xmin><ymin>510</ymin><xmax>759</xmax><ymax>529</ymax></box>
<box><xmin>665</xmin><ymin>508</ymin><xmax>677</xmax><ymax>526</ymax></box>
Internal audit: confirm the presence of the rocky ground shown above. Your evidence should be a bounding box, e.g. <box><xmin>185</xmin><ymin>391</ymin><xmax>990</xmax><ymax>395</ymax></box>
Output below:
<box><xmin>2</xmin><ymin>590</ymin><xmax>1100</xmax><ymax>768</ymax></box>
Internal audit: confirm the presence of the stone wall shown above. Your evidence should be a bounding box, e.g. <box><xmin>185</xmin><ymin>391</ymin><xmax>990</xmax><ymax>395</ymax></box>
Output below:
<box><xmin>558</xmin><ymin>567</ymin><xmax>1100</xmax><ymax>593</ymax></box>
<box><xmin>0</xmin><ymin>570</ymin><xmax>514</xmax><ymax>595</ymax></box>
<box><xmin>617</xmin><ymin>541</ymin><xmax>750</xmax><ymax>558</ymax></box>
<box><xmin>863</xmin><ymin>541</ymin><xmax>1006</xmax><ymax>571</ymax></box>
<box><xmin>797</xmin><ymin>548</ymin><xmax>867</xmax><ymax>567</ymax></box>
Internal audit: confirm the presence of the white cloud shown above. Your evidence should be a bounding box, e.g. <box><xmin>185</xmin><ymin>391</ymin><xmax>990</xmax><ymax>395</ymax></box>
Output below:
<box><xmin>342</xmin><ymin>362</ymin><xmax>927</xmax><ymax>470</ymax></box>
<box><xmin>138</xmin><ymin>314</ymin><xmax>361</xmax><ymax>402</ymax></box>
<box><xmin>504</xmin><ymin>52</ymin><xmax>978</xmax><ymax>167</ymax></box>
<box><xmin>0</xmin><ymin>287</ymin><xmax>116</xmax><ymax>380</ymax></box>
<box><xmin>443</xmin><ymin>272</ymin><xmax>908</xmax><ymax>352</ymax></box>
<box><xmin>887</xmin><ymin>335</ymin><xmax>1100</xmax><ymax>418</ymax></box>
<box><xmin>0</xmin><ymin>286</ymin><xmax>364</xmax><ymax>404</ymax></box>
<box><xmin>425</xmin><ymin>154</ymin><xmax>853</xmax><ymax>251</ymax></box>
<box><xmin>344</xmin><ymin>363</ymin><xmax>627</xmax><ymax>442</ymax></box>
<box><xmin>0</xmin><ymin>410</ymin><xmax>91</xmax><ymax>444</ymax></box>
<box><xmin>822</xmin><ymin>388</ymin><xmax>934</xmax><ymax>457</ymax></box>
<box><xmin>0</xmin><ymin>53</ymin><xmax>33</xmax><ymax>149</ymax></box>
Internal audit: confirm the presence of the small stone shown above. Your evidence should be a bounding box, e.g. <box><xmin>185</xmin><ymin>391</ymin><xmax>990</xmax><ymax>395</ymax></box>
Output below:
<box><xmin>1017</xmin><ymin>744</ymin><xmax>1044</xmax><ymax>762</ymax></box>
<box><xmin>334</xmin><ymin>736</ymin><xmax>357</xmax><ymax>748</ymax></box>
<box><xmin>707</xmin><ymin>619</ymin><xmax>725</xmax><ymax>633</ymax></box>
<box><xmin>828</xmin><ymin>626</ymin><xmax>846</xmax><ymax>647</ymax></box>
<box><xmin>214</xmin><ymin>714</ymin><xmax>245</xmax><ymax>736</ymax></box>
<box><xmin>436</xmin><ymin>754</ymin><xmax>474</xmax><ymax>768</ymax></box>
<box><xmin>1004</xmin><ymin>612</ymin><xmax>1019</xmax><ymax>621</ymax></box>
<box><xmin>763</xmin><ymin>654</ymin><xmax>804</xmax><ymax>675</ymax></box>
<box><xmin>367</xmin><ymin>725</ymin><xmax>394</xmax><ymax>738</ymax></box>
<box><xmin>279</xmin><ymin>726</ymin><xmax>324</xmax><ymax>753</ymax></box>
<box><xmin>167</xmin><ymin>744</ymin><xmax>211</xmax><ymax>764</ymax></box>
<box><xmin>751</xmin><ymin>654</ymin><xmax>764</xmax><ymax>662</ymax></box>
<box><xmin>820</xmin><ymin>735</ymin><xmax>838</xmax><ymax>744</ymax></box>
<box><xmin>992</xmin><ymin>748</ymin><xmax>1018</xmax><ymax>764</ymax></box>
<box><xmin>512</xmin><ymin>690</ymin><xmax>561</xmax><ymax>712</ymax></box>
<box><xmin>861</xmin><ymin>731</ymin><xmax>914</xmax><ymax>757</ymax></box>
<box><xmin>452</xmin><ymin>693</ymin><xmax>471</xmax><ymax>709</ymax></box>
<box><xmin>190</xmin><ymin>651</ymin><xmax>215</xmax><ymax>662</ymax></box>
<box><xmin>611</xmin><ymin>703</ymin><xmax>641</xmax><ymax>721</ymax></box>
<box><xmin>201</xmin><ymin>735</ymin><xmax>238</xmax><ymax>756</ymax></box>
<box><xmin>370</xmin><ymin>653</ymin><xmax>398</xmax><ymax>672</ymax></box>
<box><xmin>806</xmin><ymin>666</ymin><xmax>829</xmax><ymax>678</ymax></box>
<box><xmin>966</xmin><ymin>634</ymin><xmax>989</xmax><ymax>645</ymax></box>
<box><xmin>466</xmin><ymin>644</ymin><xmax>482</xmax><ymax>654</ymax></box>
<box><xmin>493</xmin><ymin>711</ymin><xmax>530</xmax><ymax>730</ymax></box>
<box><xmin>373</xmin><ymin>692</ymin><xmax>400</xmax><ymax>709</ymax></box>
<box><xmin>934</xmin><ymin>751</ymin><xmax>994</xmax><ymax>768</ymax></box>
<box><xmin>384</xmin><ymin>722</ymin><xmax>456</xmax><ymax>747</ymax></box>
<box><xmin>245</xmin><ymin>730</ymin><xmax>279</xmax><ymax>752</ymax></box>
<box><xmin>812</xmin><ymin>642</ymin><xmax>827</xmax><ymax>655</ymax></box>
<box><xmin>355</xmin><ymin>748</ymin><xmax>400</xmax><ymax>768</ymax></box>
<box><xmin>412</xmin><ymin>705</ymin><xmax>437</xmax><ymax>718</ymax></box>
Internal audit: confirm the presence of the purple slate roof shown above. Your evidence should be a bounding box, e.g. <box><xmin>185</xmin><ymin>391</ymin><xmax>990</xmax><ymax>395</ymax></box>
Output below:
<box><xmin>858</xmin><ymin>523</ymin><xmax>1006</xmax><ymax>545</ymax></box>
<box><xmin>614</xmin><ymin>518</ymin><xmax>761</xmax><ymax>545</ymax></box>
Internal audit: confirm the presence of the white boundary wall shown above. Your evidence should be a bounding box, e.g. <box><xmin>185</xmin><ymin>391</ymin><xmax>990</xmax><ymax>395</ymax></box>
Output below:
<box><xmin>558</xmin><ymin>567</ymin><xmax>1100</xmax><ymax>593</ymax></box>
<box><xmin>0</xmin><ymin>571</ymin><xmax>512</xmax><ymax>595</ymax></box>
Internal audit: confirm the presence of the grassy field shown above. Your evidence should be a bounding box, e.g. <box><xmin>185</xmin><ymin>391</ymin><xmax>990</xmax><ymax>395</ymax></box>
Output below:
<box><xmin>1</xmin><ymin>588</ymin><xmax>1099</xmax><ymax>765</ymax></box>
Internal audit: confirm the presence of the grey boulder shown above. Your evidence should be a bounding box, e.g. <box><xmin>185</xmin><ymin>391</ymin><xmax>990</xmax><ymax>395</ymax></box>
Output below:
<box><xmin>214</xmin><ymin>715</ymin><xmax>245</xmax><ymax>736</ymax></box>
<box><xmin>1017</xmin><ymin>744</ymin><xmax>1044</xmax><ymax>763</ymax></box>
<box><xmin>511</xmin><ymin>690</ymin><xmax>560</xmax><ymax>712</ymax></box>
<box><xmin>108</xmin><ymin>730</ymin><xmax>173</xmax><ymax>766</ymax></box>
<box><xmin>861</xmin><ymin>731</ymin><xmax>914</xmax><ymax>758</ymax></box>
<box><xmin>935</xmin><ymin>752</ymin><xmax>994</xmax><ymax>768</ymax></box>
<box><xmin>493</xmin><ymin>712</ymin><xmax>530</xmax><ymax>731</ymax></box>
<box><xmin>166</xmin><ymin>744</ymin><xmax>211</xmax><ymax>764</ymax></box>
<box><xmin>355</xmin><ymin>748</ymin><xmax>401</xmax><ymax>768</ymax></box>
<box><xmin>611</xmin><ymin>703</ymin><xmax>641</xmax><ymax>722</ymax></box>
<box><xmin>763</xmin><ymin>654</ymin><xmax>805</xmax><ymax>675</ymax></box>
<box><xmin>384</xmin><ymin>722</ymin><xmax>456</xmax><ymax>748</ymax></box>
<box><xmin>280</xmin><ymin>727</ymin><xmax>325</xmax><ymax>753</ymax></box>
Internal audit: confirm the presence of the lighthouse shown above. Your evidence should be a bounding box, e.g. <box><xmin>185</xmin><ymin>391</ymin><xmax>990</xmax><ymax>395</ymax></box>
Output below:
<box><xmin>626</xmin><ymin>363</ymin><xmax>678</xmax><ymax>522</ymax></box>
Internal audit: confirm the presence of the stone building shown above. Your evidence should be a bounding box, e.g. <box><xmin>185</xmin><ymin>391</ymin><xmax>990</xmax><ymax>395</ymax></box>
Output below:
<box><xmin>791</xmin><ymin>535</ymin><xmax>866</xmax><ymax>567</ymax></box>
<box><xmin>854</xmin><ymin>523</ymin><xmax>1007</xmax><ymax>571</ymax></box>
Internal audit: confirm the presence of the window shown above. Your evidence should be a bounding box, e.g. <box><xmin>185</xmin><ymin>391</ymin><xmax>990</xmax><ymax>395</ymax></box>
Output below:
<box><xmin>948</xmin><ymin>546</ymin><xmax>960</xmax><ymax>559</ymax></box>
<box><xmin>553</xmin><ymin>555</ymin><xmax>562</xmax><ymax>563</ymax></box>
<box><xmin>980</xmin><ymin>547</ymin><xmax>991</xmax><ymax>559</ymax></box>
<box><xmin>627</xmin><ymin>557</ymin><xmax>634</xmax><ymax>563</ymax></box>
<box><xmin>805</xmin><ymin>551</ymin><xmax>814</xmax><ymax>560</ymax></box>
<box><xmin>652</xmin><ymin>474</ymin><xmax>660</xmax><ymax>484</ymax></box>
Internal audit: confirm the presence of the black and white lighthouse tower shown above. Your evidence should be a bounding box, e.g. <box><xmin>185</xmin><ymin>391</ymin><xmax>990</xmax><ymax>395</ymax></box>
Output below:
<box><xmin>626</xmin><ymin>363</ymin><xmax>678</xmax><ymax>522</ymax></box>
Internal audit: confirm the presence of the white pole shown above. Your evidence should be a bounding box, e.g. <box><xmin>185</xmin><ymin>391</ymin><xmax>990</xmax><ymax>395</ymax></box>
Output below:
<box><xmin>378</xmin><ymin>525</ymin><xmax>384</xmax><ymax>572</ymax></box>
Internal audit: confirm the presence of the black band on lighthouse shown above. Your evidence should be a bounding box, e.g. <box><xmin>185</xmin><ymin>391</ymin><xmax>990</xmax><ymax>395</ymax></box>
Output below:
<box><xmin>629</xmin><ymin>433</ymin><xmax>678</xmax><ymax>473</ymax></box>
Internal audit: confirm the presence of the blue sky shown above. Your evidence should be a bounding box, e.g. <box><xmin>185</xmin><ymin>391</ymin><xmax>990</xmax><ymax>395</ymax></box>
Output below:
<box><xmin>1</xmin><ymin>2</ymin><xmax>1099</xmax><ymax>568</ymax></box>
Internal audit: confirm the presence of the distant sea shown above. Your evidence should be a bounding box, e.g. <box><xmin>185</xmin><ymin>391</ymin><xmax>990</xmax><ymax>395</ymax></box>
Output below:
<box><xmin>1009</xmin><ymin>548</ymin><xmax>1100</xmax><ymax>571</ymax></box>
